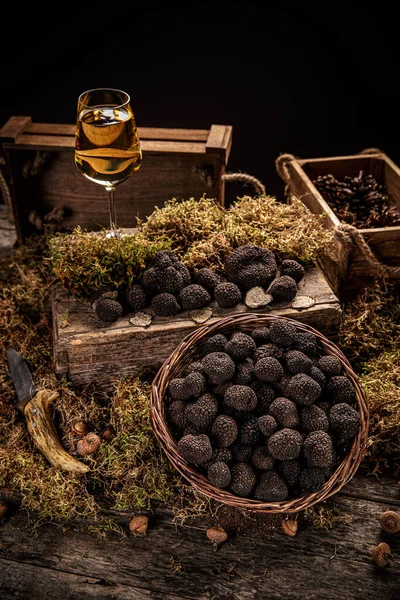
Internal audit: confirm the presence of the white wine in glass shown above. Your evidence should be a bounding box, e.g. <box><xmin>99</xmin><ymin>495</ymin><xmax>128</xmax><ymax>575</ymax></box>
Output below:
<box><xmin>75</xmin><ymin>88</ymin><xmax>142</xmax><ymax>234</ymax></box>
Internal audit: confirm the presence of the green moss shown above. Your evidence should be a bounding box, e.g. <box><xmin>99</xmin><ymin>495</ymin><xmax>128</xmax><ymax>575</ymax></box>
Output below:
<box><xmin>47</xmin><ymin>226</ymin><xmax>171</xmax><ymax>301</ymax></box>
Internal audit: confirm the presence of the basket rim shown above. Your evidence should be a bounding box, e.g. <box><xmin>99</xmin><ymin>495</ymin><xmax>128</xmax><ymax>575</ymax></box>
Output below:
<box><xmin>150</xmin><ymin>312</ymin><xmax>369</xmax><ymax>514</ymax></box>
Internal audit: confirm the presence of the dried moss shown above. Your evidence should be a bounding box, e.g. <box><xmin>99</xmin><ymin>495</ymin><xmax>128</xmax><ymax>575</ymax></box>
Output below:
<box><xmin>47</xmin><ymin>226</ymin><xmax>171</xmax><ymax>301</ymax></box>
<box><xmin>339</xmin><ymin>280</ymin><xmax>400</xmax><ymax>367</ymax></box>
<box><xmin>305</xmin><ymin>503</ymin><xmax>353</xmax><ymax>530</ymax></box>
<box><xmin>338</xmin><ymin>279</ymin><xmax>400</xmax><ymax>475</ymax></box>
<box><xmin>360</xmin><ymin>352</ymin><xmax>400</xmax><ymax>474</ymax></box>
<box><xmin>140</xmin><ymin>195</ymin><xmax>333</xmax><ymax>272</ymax></box>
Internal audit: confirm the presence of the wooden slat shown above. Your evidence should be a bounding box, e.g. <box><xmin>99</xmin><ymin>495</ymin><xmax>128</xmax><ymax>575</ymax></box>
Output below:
<box><xmin>206</xmin><ymin>125</ymin><xmax>233</xmax><ymax>162</ymax></box>
<box><xmin>297</xmin><ymin>153</ymin><xmax>383</xmax><ymax>165</ymax></box>
<box><xmin>6</xmin><ymin>135</ymin><xmax>207</xmax><ymax>155</ymax></box>
<box><xmin>26</xmin><ymin>122</ymin><xmax>210</xmax><ymax>142</ymax></box>
<box><xmin>0</xmin><ymin>116</ymin><xmax>31</xmax><ymax>142</ymax></box>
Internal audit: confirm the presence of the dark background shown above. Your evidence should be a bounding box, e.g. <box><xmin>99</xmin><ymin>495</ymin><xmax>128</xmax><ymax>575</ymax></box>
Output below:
<box><xmin>1</xmin><ymin>2</ymin><xmax>399</xmax><ymax>203</ymax></box>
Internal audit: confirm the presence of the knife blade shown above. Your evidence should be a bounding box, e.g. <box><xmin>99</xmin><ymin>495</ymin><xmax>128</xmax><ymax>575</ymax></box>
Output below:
<box><xmin>6</xmin><ymin>348</ymin><xmax>37</xmax><ymax>411</ymax></box>
<box><xmin>6</xmin><ymin>348</ymin><xmax>89</xmax><ymax>474</ymax></box>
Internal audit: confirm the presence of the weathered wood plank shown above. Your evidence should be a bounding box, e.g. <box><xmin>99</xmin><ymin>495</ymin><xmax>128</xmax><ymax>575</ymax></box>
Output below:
<box><xmin>1</xmin><ymin>475</ymin><xmax>399</xmax><ymax>600</ymax></box>
<box><xmin>52</xmin><ymin>267</ymin><xmax>342</xmax><ymax>389</ymax></box>
<box><xmin>0</xmin><ymin>559</ymin><xmax>189</xmax><ymax>600</ymax></box>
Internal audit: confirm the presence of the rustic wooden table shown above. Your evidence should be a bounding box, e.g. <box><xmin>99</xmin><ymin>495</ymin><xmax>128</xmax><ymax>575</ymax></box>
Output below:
<box><xmin>1</xmin><ymin>470</ymin><xmax>399</xmax><ymax>600</ymax></box>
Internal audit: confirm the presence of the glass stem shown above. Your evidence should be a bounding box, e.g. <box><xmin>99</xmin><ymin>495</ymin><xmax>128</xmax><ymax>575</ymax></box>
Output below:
<box><xmin>106</xmin><ymin>186</ymin><xmax>117</xmax><ymax>230</ymax></box>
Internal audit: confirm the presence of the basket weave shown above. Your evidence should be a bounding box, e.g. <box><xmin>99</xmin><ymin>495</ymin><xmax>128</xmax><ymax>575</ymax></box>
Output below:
<box><xmin>151</xmin><ymin>313</ymin><xmax>369</xmax><ymax>514</ymax></box>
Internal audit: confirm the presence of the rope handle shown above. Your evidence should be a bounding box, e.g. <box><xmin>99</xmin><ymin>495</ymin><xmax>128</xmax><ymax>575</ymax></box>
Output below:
<box><xmin>221</xmin><ymin>171</ymin><xmax>266</xmax><ymax>196</ymax></box>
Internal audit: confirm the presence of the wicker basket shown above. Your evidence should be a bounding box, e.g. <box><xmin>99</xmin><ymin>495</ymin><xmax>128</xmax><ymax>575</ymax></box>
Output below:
<box><xmin>151</xmin><ymin>313</ymin><xmax>369</xmax><ymax>514</ymax></box>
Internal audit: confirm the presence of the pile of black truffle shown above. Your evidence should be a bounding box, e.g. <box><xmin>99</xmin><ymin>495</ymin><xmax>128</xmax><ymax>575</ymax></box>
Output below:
<box><xmin>166</xmin><ymin>320</ymin><xmax>361</xmax><ymax>502</ymax></box>
<box><xmin>91</xmin><ymin>244</ymin><xmax>306</xmax><ymax>323</ymax></box>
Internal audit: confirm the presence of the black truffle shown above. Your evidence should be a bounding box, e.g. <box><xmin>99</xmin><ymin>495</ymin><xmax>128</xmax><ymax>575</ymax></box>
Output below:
<box><xmin>126</xmin><ymin>284</ymin><xmax>147</xmax><ymax>312</ymax></box>
<box><xmin>233</xmin><ymin>359</ymin><xmax>255</xmax><ymax>386</ymax></box>
<box><xmin>251</xmin><ymin>327</ymin><xmax>270</xmax><ymax>345</ymax></box>
<box><xmin>269</xmin><ymin>397</ymin><xmax>299</xmax><ymax>429</ymax></box>
<box><xmin>285</xmin><ymin>350</ymin><xmax>313</xmax><ymax>375</ymax></box>
<box><xmin>178</xmin><ymin>434</ymin><xmax>213</xmax><ymax>466</ymax></box>
<box><xmin>202</xmin><ymin>334</ymin><xmax>228</xmax><ymax>355</ymax></box>
<box><xmin>211</xmin><ymin>415</ymin><xmax>238</xmax><ymax>447</ymax></box>
<box><xmin>326</xmin><ymin>376</ymin><xmax>356</xmax><ymax>404</ymax></box>
<box><xmin>269</xmin><ymin>320</ymin><xmax>297</xmax><ymax>347</ymax></box>
<box><xmin>298</xmin><ymin>467</ymin><xmax>326</xmax><ymax>493</ymax></box>
<box><xmin>214</xmin><ymin>282</ymin><xmax>242</xmax><ymax>308</ymax></box>
<box><xmin>142</xmin><ymin>250</ymin><xmax>191</xmax><ymax>294</ymax></box>
<box><xmin>184</xmin><ymin>393</ymin><xmax>218</xmax><ymax>432</ymax></box>
<box><xmin>251</xmin><ymin>381</ymin><xmax>276</xmax><ymax>414</ymax></box>
<box><xmin>201</xmin><ymin>352</ymin><xmax>236</xmax><ymax>384</ymax></box>
<box><xmin>254</xmin><ymin>357</ymin><xmax>284</xmax><ymax>383</ymax></box>
<box><xmin>238</xmin><ymin>416</ymin><xmax>260</xmax><ymax>445</ymax></box>
<box><xmin>179</xmin><ymin>284</ymin><xmax>211</xmax><ymax>310</ymax></box>
<box><xmin>254</xmin><ymin>471</ymin><xmax>288</xmax><ymax>501</ymax></box>
<box><xmin>95</xmin><ymin>298</ymin><xmax>123</xmax><ymax>323</ymax></box>
<box><xmin>231</xmin><ymin>443</ymin><xmax>254</xmax><ymax>462</ymax></box>
<box><xmin>329</xmin><ymin>403</ymin><xmax>361</xmax><ymax>440</ymax></box>
<box><xmin>280</xmin><ymin>259</ymin><xmax>305</xmax><ymax>283</ymax></box>
<box><xmin>286</xmin><ymin>373</ymin><xmax>321</xmax><ymax>405</ymax></box>
<box><xmin>169</xmin><ymin>372</ymin><xmax>207</xmax><ymax>401</ymax></box>
<box><xmin>258</xmin><ymin>415</ymin><xmax>278</xmax><ymax>437</ymax></box>
<box><xmin>225</xmin><ymin>332</ymin><xmax>256</xmax><ymax>360</ymax></box>
<box><xmin>310</xmin><ymin>366</ymin><xmax>326</xmax><ymax>390</ymax></box>
<box><xmin>224</xmin><ymin>385</ymin><xmax>258</xmax><ymax>413</ymax></box>
<box><xmin>229</xmin><ymin>462</ymin><xmax>256</xmax><ymax>497</ymax></box>
<box><xmin>225</xmin><ymin>244</ymin><xmax>277</xmax><ymax>289</ymax></box>
<box><xmin>252</xmin><ymin>447</ymin><xmax>275</xmax><ymax>470</ymax></box>
<box><xmin>279</xmin><ymin>459</ymin><xmax>301</xmax><ymax>487</ymax></box>
<box><xmin>185</xmin><ymin>361</ymin><xmax>205</xmax><ymax>375</ymax></box>
<box><xmin>151</xmin><ymin>293</ymin><xmax>180</xmax><ymax>316</ymax></box>
<box><xmin>292</xmin><ymin>331</ymin><xmax>319</xmax><ymax>356</ymax></box>
<box><xmin>167</xmin><ymin>400</ymin><xmax>186</xmax><ymax>430</ymax></box>
<box><xmin>207</xmin><ymin>461</ymin><xmax>231</xmax><ymax>488</ymax></box>
<box><xmin>268</xmin><ymin>428</ymin><xmax>303</xmax><ymax>460</ymax></box>
<box><xmin>318</xmin><ymin>355</ymin><xmax>342</xmax><ymax>376</ymax></box>
<box><xmin>195</xmin><ymin>268</ymin><xmax>222</xmax><ymax>292</ymax></box>
<box><xmin>299</xmin><ymin>405</ymin><xmax>329</xmax><ymax>433</ymax></box>
<box><xmin>90</xmin><ymin>284</ymin><xmax>119</xmax><ymax>308</ymax></box>
<box><xmin>303</xmin><ymin>431</ymin><xmax>333</xmax><ymax>468</ymax></box>
<box><xmin>212</xmin><ymin>447</ymin><xmax>233</xmax><ymax>464</ymax></box>
<box><xmin>255</xmin><ymin>344</ymin><xmax>284</xmax><ymax>362</ymax></box>
<box><xmin>268</xmin><ymin>276</ymin><xmax>298</xmax><ymax>302</ymax></box>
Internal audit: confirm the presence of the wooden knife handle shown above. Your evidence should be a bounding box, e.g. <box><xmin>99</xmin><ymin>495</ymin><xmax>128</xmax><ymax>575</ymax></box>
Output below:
<box><xmin>23</xmin><ymin>390</ymin><xmax>89</xmax><ymax>474</ymax></box>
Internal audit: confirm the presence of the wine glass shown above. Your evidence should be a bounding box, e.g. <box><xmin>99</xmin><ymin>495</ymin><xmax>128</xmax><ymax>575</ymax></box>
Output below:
<box><xmin>74</xmin><ymin>88</ymin><xmax>142</xmax><ymax>236</ymax></box>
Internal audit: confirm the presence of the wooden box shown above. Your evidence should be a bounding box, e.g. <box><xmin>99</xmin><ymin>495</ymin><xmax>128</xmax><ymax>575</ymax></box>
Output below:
<box><xmin>52</xmin><ymin>267</ymin><xmax>341</xmax><ymax>391</ymax></box>
<box><xmin>279</xmin><ymin>151</ymin><xmax>400</xmax><ymax>296</ymax></box>
<box><xmin>0</xmin><ymin>116</ymin><xmax>232</xmax><ymax>244</ymax></box>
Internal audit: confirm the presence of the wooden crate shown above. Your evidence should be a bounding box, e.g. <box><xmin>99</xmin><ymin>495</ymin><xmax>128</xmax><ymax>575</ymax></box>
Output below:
<box><xmin>0</xmin><ymin>116</ymin><xmax>232</xmax><ymax>244</ymax></box>
<box><xmin>278</xmin><ymin>151</ymin><xmax>400</xmax><ymax>296</ymax></box>
<box><xmin>52</xmin><ymin>266</ymin><xmax>341</xmax><ymax>391</ymax></box>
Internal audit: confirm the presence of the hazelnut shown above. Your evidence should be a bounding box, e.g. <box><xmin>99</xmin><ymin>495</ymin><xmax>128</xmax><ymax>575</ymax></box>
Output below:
<box><xmin>379</xmin><ymin>510</ymin><xmax>400</xmax><ymax>534</ymax></box>
<box><xmin>76</xmin><ymin>432</ymin><xmax>101</xmax><ymax>456</ymax></box>
<box><xmin>0</xmin><ymin>503</ymin><xmax>7</xmax><ymax>519</ymax></box>
<box><xmin>206</xmin><ymin>526</ymin><xmax>228</xmax><ymax>546</ymax></box>
<box><xmin>129</xmin><ymin>515</ymin><xmax>148</xmax><ymax>536</ymax></box>
<box><xmin>372</xmin><ymin>542</ymin><xmax>391</xmax><ymax>567</ymax></box>
<box><xmin>102</xmin><ymin>428</ymin><xmax>115</xmax><ymax>442</ymax></box>
<box><xmin>282</xmin><ymin>517</ymin><xmax>298</xmax><ymax>537</ymax></box>
<box><xmin>71</xmin><ymin>421</ymin><xmax>89</xmax><ymax>437</ymax></box>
